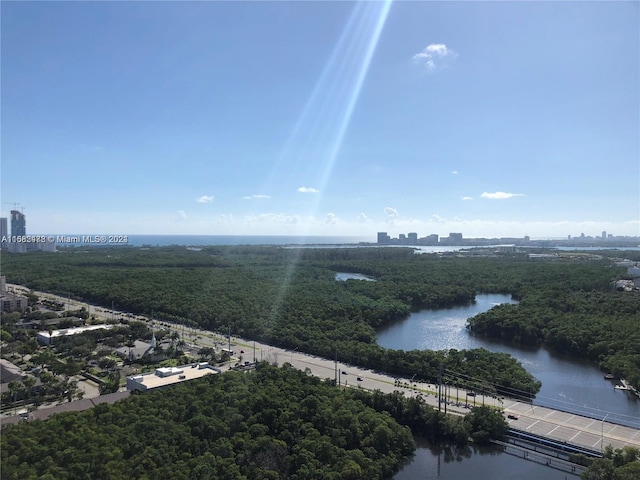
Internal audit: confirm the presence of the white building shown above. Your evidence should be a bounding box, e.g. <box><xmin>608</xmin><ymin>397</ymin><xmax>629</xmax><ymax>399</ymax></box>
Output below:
<box><xmin>126</xmin><ymin>362</ymin><xmax>219</xmax><ymax>392</ymax></box>
<box><xmin>36</xmin><ymin>324</ymin><xmax>115</xmax><ymax>345</ymax></box>
<box><xmin>627</xmin><ymin>265</ymin><xmax>640</xmax><ymax>278</ymax></box>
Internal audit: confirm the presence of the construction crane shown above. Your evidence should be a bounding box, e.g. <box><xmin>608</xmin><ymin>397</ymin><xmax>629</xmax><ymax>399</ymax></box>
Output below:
<box><xmin>2</xmin><ymin>202</ymin><xmax>25</xmax><ymax>213</ymax></box>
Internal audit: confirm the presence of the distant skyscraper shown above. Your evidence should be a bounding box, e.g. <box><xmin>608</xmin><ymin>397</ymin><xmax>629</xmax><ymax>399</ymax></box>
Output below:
<box><xmin>424</xmin><ymin>234</ymin><xmax>439</xmax><ymax>245</ymax></box>
<box><xmin>448</xmin><ymin>232</ymin><xmax>463</xmax><ymax>244</ymax></box>
<box><xmin>10</xmin><ymin>210</ymin><xmax>26</xmax><ymax>237</ymax></box>
<box><xmin>602</xmin><ymin>231</ymin><xmax>607</xmax><ymax>239</ymax></box>
<box><xmin>377</xmin><ymin>232</ymin><xmax>391</xmax><ymax>244</ymax></box>
<box><xmin>0</xmin><ymin>217</ymin><xmax>7</xmax><ymax>240</ymax></box>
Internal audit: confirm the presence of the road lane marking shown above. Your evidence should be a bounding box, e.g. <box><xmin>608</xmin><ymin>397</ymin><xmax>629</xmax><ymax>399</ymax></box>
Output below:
<box><xmin>526</xmin><ymin>420</ymin><xmax>540</xmax><ymax>431</ymax></box>
<box><xmin>569</xmin><ymin>431</ymin><xmax>582</xmax><ymax>442</ymax></box>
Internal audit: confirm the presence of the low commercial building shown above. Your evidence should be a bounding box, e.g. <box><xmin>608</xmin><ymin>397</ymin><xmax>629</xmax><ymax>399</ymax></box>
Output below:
<box><xmin>36</xmin><ymin>324</ymin><xmax>114</xmax><ymax>345</ymax></box>
<box><xmin>115</xmin><ymin>340</ymin><xmax>153</xmax><ymax>361</ymax></box>
<box><xmin>126</xmin><ymin>362</ymin><xmax>219</xmax><ymax>392</ymax></box>
<box><xmin>0</xmin><ymin>358</ymin><xmax>23</xmax><ymax>385</ymax></box>
<box><xmin>17</xmin><ymin>318</ymin><xmax>65</xmax><ymax>330</ymax></box>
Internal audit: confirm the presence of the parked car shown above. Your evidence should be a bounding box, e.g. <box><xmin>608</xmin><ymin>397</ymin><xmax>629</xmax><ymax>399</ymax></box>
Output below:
<box><xmin>507</xmin><ymin>414</ymin><xmax>519</xmax><ymax>420</ymax></box>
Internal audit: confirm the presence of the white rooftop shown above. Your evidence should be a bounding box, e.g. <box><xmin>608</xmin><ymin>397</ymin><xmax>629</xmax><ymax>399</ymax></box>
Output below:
<box><xmin>37</xmin><ymin>324</ymin><xmax>114</xmax><ymax>339</ymax></box>
<box><xmin>126</xmin><ymin>362</ymin><xmax>218</xmax><ymax>391</ymax></box>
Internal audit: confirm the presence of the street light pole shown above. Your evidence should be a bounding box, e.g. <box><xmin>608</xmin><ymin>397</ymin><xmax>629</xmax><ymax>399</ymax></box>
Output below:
<box><xmin>290</xmin><ymin>346</ymin><xmax>298</xmax><ymax>365</ymax></box>
<box><xmin>601</xmin><ymin>413</ymin><xmax>609</xmax><ymax>453</ymax></box>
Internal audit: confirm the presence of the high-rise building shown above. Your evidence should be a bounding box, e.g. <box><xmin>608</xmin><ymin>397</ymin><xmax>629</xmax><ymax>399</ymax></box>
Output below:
<box><xmin>422</xmin><ymin>234</ymin><xmax>439</xmax><ymax>245</ymax></box>
<box><xmin>10</xmin><ymin>210</ymin><xmax>26</xmax><ymax>237</ymax></box>
<box><xmin>377</xmin><ymin>232</ymin><xmax>391</xmax><ymax>244</ymax></box>
<box><xmin>408</xmin><ymin>232</ymin><xmax>418</xmax><ymax>244</ymax></box>
<box><xmin>448</xmin><ymin>232</ymin><xmax>463</xmax><ymax>244</ymax></box>
<box><xmin>0</xmin><ymin>217</ymin><xmax>7</xmax><ymax>241</ymax></box>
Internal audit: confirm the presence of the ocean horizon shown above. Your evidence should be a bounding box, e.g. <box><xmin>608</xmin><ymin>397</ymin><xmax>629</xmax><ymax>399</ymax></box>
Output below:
<box><xmin>29</xmin><ymin>234</ymin><xmax>640</xmax><ymax>250</ymax></box>
<box><xmin>48</xmin><ymin>234</ymin><xmax>372</xmax><ymax>247</ymax></box>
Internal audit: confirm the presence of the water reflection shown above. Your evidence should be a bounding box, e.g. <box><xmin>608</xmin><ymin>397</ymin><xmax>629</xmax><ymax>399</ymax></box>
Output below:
<box><xmin>395</xmin><ymin>440</ymin><xmax>580</xmax><ymax>480</ymax></box>
<box><xmin>335</xmin><ymin>272</ymin><xmax>376</xmax><ymax>281</ymax></box>
<box><xmin>376</xmin><ymin>294</ymin><xmax>640</xmax><ymax>427</ymax></box>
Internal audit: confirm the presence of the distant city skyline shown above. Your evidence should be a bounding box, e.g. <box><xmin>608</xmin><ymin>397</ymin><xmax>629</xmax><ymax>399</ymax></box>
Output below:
<box><xmin>376</xmin><ymin>230</ymin><xmax>639</xmax><ymax>246</ymax></box>
<box><xmin>1</xmin><ymin>207</ymin><xmax>637</xmax><ymax>244</ymax></box>
<box><xmin>1</xmin><ymin>2</ymin><xmax>638</xmax><ymax>239</ymax></box>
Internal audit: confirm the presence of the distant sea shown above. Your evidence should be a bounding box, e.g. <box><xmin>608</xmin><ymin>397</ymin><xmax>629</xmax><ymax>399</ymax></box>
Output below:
<box><xmin>42</xmin><ymin>234</ymin><xmax>640</xmax><ymax>251</ymax></box>
<box><xmin>53</xmin><ymin>235</ymin><xmax>372</xmax><ymax>247</ymax></box>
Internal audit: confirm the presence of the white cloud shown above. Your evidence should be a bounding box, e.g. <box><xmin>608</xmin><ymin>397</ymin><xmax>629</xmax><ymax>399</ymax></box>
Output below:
<box><xmin>325</xmin><ymin>213</ymin><xmax>338</xmax><ymax>225</ymax></box>
<box><xmin>30</xmin><ymin>208</ymin><xmax>640</xmax><ymax>239</ymax></box>
<box><xmin>480</xmin><ymin>191</ymin><xmax>525</xmax><ymax>200</ymax></box>
<box><xmin>197</xmin><ymin>195</ymin><xmax>214</xmax><ymax>203</ymax></box>
<box><xmin>242</xmin><ymin>194</ymin><xmax>271</xmax><ymax>200</ymax></box>
<box><xmin>461</xmin><ymin>196</ymin><xmax>473</xmax><ymax>201</ymax></box>
<box><xmin>297</xmin><ymin>187</ymin><xmax>319</xmax><ymax>193</ymax></box>
<box><xmin>413</xmin><ymin>43</ymin><xmax>458</xmax><ymax>70</ymax></box>
<box><xmin>358</xmin><ymin>213</ymin><xmax>370</xmax><ymax>223</ymax></box>
<box><xmin>452</xmin><ymin>170</ymin><xmax>459</xmax><ymax>175</ymax></box>
<box><xmin>384</xmin><ymin>207</ymin><xmax>398</xmax><ymax>218</ymax></box>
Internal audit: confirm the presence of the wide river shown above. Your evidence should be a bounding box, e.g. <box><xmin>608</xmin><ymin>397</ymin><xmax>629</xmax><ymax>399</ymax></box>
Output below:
<box><xmin>373</xmin><ymin>293</ymin><xmax>640</xmax><ymax>479</ymax></box>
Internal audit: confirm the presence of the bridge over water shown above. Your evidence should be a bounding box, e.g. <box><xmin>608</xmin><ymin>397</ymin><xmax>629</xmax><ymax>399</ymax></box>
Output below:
<box><xmin>500</xmin><ymin>400</ymin><xmax>640</xmax><ymax>453</ymax></box>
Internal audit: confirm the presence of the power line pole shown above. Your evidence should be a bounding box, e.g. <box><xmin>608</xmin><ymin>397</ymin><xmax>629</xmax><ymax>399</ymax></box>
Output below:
<box><xmin>438</xmin><ymin>363</ymin><xmax>443</xmax><ymax>412</ymax></box>
<box><xmin>334</xmin><ymin>348</ymin><xmax>338</xmax><ymax>386</ymax></box>
<box><xmin>444</xmin><ymin>383</ymin><xmax>448</xmax><ymax>414</ymax></box>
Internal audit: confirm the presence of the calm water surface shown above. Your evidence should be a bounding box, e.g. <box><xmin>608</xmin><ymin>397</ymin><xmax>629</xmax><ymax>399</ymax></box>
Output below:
<box><xmin>335</xmin><ymin>272</ymin><xmax>376</xmax><ymax>281</ymax></box>
<box><xmin>377</xmin><ymin>294</ymin><xmax>639</xmax><ymax>479</ymax></box>
<box><xmin>395</xmin><ymin>442</ymin><xmax>580</xmax><ymax>480</ymax></box>
<box><xmin>376</xmin><ymin>294</ymin><xmax>640</xmax><ymax>427</ymax></box>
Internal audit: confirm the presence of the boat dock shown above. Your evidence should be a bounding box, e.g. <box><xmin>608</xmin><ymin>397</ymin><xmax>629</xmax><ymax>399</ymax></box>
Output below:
<box><xmin>616</xmin><ymin>379</ymin><xmax>640</xmax><ymax>399</ymax></box>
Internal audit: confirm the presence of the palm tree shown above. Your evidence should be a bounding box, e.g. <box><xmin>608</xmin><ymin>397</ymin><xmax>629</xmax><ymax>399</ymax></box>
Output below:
<box><xmin>22</xmin><ymin>376</ymin><xmax>36</xmax><ymax>398</ymax></box>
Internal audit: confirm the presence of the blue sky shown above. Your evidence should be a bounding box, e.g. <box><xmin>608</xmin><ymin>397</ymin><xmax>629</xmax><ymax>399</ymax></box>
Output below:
<box><xmin>2</xmin><ymin>1</ymin><xmax>638</xmax><ymax>240</ymax></box>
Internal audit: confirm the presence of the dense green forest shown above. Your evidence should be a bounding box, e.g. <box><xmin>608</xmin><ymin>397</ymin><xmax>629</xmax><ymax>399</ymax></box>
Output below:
<box><xmin>2</xmin><ymin>245</ymin><xmax>638</xmax><ymax>390</ymax></box>
<box><xmin>0</xmin><ymin>364</ymin><xmax>507</xmax><ymax>479</ymax></box>
<box><xmin>580</xmin><ymin>445</ymin><xmax>640</xmax><ymax>480</ymax></box>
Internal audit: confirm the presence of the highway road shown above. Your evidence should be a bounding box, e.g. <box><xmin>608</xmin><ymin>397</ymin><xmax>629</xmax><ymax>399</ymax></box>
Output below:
<box><xmin>7</xmin><ymin>283</ymin><xmax>640</xmax><ymax>452</ymax></box>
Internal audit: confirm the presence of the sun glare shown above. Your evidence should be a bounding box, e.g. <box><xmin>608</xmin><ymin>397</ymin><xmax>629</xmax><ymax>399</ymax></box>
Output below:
<box><xmin>268</xmin><ymin>0</ymin><xmax>393</xmax><ymax>322</ymax></box>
